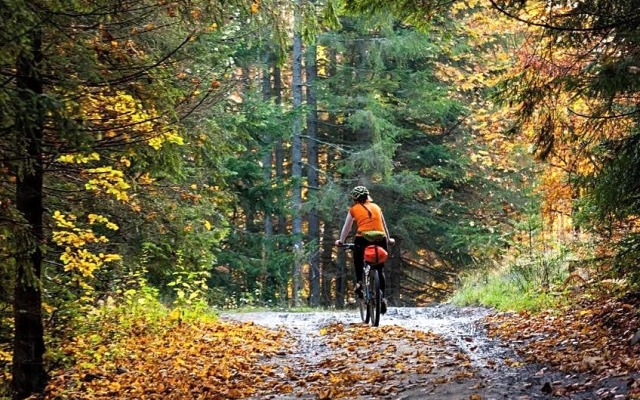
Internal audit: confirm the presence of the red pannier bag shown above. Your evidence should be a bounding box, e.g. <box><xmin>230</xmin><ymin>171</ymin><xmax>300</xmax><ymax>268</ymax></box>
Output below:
<box><xmin>364</xmin><ymin>245</ymin><xmax>388</xmax><ymax>265</ymax></box>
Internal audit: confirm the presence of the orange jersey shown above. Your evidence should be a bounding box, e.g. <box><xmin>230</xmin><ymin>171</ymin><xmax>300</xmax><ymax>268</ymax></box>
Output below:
<box><xmin>349</xmin><ymin>201</ymin><xmax>385</xmax><ymax>234</ymax></box>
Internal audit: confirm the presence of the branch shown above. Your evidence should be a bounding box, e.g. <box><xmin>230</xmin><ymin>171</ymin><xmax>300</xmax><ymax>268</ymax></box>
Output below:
<box><xmin>488</xmin><ymin>0</ymin><xmax>640</xmax><ymax>32</ymax></box>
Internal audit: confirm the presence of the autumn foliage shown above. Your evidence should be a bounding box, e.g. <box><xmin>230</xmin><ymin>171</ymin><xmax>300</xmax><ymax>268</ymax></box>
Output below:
<box><xmin>485</xmin><ymin>290</ymin><xmax>640</xmax><ymax>398</ymax></box>
<box><xmin>34</xmin><ymin>307</ymin><xmax>478</xmax><ymax>400</ymax></box>
<box><xmin>43</xmin><ymin>310</ymin><xmax>290</xmax><ymax>399</ymax></box>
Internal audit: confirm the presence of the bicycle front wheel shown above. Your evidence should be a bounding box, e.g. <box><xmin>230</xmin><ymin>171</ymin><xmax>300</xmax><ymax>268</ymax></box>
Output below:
<box><xmin>369</xmin><ymin>268</ymin><xmax>382</xmax><ymax>327</ymax></box>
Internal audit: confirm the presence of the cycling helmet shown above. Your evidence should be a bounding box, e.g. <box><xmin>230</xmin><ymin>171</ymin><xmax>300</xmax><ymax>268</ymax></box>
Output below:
<box><xmin>350</xmin><ymin>186</ymin><xmax>369</xmax><ymax>201</ymax></box>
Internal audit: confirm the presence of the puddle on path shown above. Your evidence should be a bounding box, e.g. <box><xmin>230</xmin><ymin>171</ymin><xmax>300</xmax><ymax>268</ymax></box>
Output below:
<box><xmin>222</xmin><ymin>304</ymin><xmax>509</xmax><ymax>369</ymax></box>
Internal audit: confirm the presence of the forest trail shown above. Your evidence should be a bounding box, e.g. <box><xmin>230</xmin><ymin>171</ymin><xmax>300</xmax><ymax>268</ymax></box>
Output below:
<box><xmin>221</xmin><ymin>305</ymin><xmax>635</xmax><ymax>399</ymax></box>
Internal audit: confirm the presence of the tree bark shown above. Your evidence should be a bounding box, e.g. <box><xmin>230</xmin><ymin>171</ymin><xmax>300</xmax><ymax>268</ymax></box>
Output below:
<box><xmin>325</xmin><ymin>47</ymin><xmax>346</xmax><ymax>309</ymax></box>
<box><xmin>306</xmin><ymin>40</ymin><xmax>320</xmax><ymax>307</ymax></box>
<box><xmin>291</xmin><ymin>0</ymin><xmax>304</xmax><ymax>307</ymax></box>
<box><xmin>262</xmin><ymin>62</ymin><xmax>273</xmax><ymax>236</ymax></box>
<box><xmin>320</xmin><ymin>218</ymin><xmax>336</xmax><ymax>307</ymax></box>
<box><xmin>273</xmin><ymin>66</ymin><xmax>287</xmax><ymax>236</ymax></box>
<box><xmin>12</xmin><ymin>28</ymin><xmax>49</xmax><ymax>399</ymax></box>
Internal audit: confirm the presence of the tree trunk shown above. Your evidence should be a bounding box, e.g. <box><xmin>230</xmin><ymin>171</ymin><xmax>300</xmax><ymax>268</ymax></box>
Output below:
<box><xmin>273</xmin><ymin>62</ymin><xmax>289</xmax><ymax>303</ymax></box>
<box><xmin>262</xmin><ymin>62</ymin><xmax>273</xmax><ymax>236</ymax></box>
<box><xmin>335</xmin><ymin>247</ymin><xmax>346</xmax><ymax>309</ymax></box>
<box><xmin>261</xmin><ymin>61</ymin><xmax>275</xmax><ymax>302</ymax></box>
<box><xmin>320</xmin><ymin>219</ymin><xmax>335</xmax><ymax>307</ymax></box>
<box><xmin>273</xmin><ymin>66</ymin><xmax>287</xmax><ymax>236</ymax></box>
<box><xmin>12</xmin><ymin>28</ymin><xmax>49</xmax><ymax>399</ymax></box>
<box><xmin>291</xmin><ymin>0</ymin><xmax>304</xmax><ymax>307</ymax></box>
<box><xmin>324</xmin><ymin>47</ymin><xmax>346</xmax><ymax>309</ymax></box>
<box><xmin>306</xmin><ymin>40</ymin><xmax>320</xmax><ymax>307</ymax></box>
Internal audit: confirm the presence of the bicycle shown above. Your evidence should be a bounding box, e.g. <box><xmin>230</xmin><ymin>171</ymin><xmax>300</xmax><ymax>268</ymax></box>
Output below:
<box><xmin>338</xmin><ymin>243</ymin><xmax>383</xmax><ymax>327</ymax></box>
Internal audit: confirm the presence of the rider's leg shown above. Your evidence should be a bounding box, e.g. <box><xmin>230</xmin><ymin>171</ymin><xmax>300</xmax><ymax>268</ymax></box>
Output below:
<box><xmin>353</xmin><ymin>236</ymin><xmax>368</xmax><ymax>278</ymax></box>
<box><xmin>353</xmin><ymin>236</ymin><xmax>367</xmax><ymax>295</ymax></box>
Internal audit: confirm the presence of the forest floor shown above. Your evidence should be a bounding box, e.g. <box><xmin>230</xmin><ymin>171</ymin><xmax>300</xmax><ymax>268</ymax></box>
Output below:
<box><xmin>40</xmin><ymin>296</ymin><xmax>640</xmax><ymax>399</ymax></box>
<box><xmin>221</xmin><ymin>303</ymin><xmax>640</xmax><ymax>400</ymax></box>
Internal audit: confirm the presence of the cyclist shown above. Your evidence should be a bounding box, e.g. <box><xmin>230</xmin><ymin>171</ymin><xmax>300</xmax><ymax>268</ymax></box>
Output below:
<box><xmin>335</xmin><ymin>186</ymin><xmax>395</xmax><ymax>313</ymax></box>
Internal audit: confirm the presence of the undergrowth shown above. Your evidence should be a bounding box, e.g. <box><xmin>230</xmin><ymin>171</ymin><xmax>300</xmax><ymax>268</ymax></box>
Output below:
<box><xmin>450</xmin><ymin>270</ymin><xmax>562</xmax><ymax>312</ymax></box>
<box><xmin>450</xmin><ymin>249</ymin><xmax>571</xmax><ymax>312</ymax></box>
<box><xmin>0</xmin><ymin>292</ymin><xmax>217</xmax><ymax>400</ymax></box>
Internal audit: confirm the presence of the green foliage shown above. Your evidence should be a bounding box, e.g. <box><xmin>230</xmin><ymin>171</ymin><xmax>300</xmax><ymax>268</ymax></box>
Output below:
<box><xmin>114</xmin><ymin>260</ymin><xmax>160</xmax><ymax>308</ymax></box>
<box><xmin>451</xmin><ymin>207</ymin><xmax>577</xmax><ymax>311</ymax></box>
<box><xmin>311</xmin><ymin>7</ymin><xmax>527</xmax><ymax>274</ymax></box>
<box><xmin>450</xmin><ymin>269</ymin><xmax>561</xmax><ymax>312</ymax></box>
<box><xmin>508</xmin><ymin>249</ymin><xmax>569</xmax><ymax>291</ymax></box>
<box><xmin>0</xmin><ymin>2</ymin><xmax>264</xmax><ymax>395</ymax></box>
<box><xmin>450</xmin><ymin>254</ymin><xmax>568</xmax><ymax>312</ymax></box>
<box><xmin>167</xmin><ymin>250</ymin><xmax>211</xmax><ymax>309</ymax></box>
<box><xmin>322</xmin><ymin>0</ymin><xmax>342</xmax><ymax>30</ymax></box>
<box><xmin>343</xmin><ymin>0</ymin><xmax>451</xmax><ymax>30</ymax></box>
<box><xmin>581</xmin><ymin>133</ymin><xmax>640</xmax><ymax>225</ymax></box>
<box><xmin>212</xmin><ymin>232</ymin><xmax>299</xmax><ymax>308</ymax></box>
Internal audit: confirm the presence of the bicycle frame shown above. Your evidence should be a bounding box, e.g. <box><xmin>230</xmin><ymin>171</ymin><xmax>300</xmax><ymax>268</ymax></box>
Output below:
<box><xmin>338</xmin><ymin>243</ymin><xmax>382</xmax><ymax>327</ymax></box>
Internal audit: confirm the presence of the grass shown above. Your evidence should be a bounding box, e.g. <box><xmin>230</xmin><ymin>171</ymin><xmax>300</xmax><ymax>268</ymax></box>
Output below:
<box><xmin>449</xmin><ymin>266</ymin><xmax>564</xmax><ymax>312</ymax></box>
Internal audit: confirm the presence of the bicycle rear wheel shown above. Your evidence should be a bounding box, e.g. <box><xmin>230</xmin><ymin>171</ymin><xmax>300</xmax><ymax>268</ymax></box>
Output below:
<box><xmin>360</xmin><ymin>266</ymin><xmax>372</xmax><ymax>324</ymax></box>
<box><xmin>369</xmin><ymin>268</ymin><xmax>382</xmax><ymax>327</ymax></box>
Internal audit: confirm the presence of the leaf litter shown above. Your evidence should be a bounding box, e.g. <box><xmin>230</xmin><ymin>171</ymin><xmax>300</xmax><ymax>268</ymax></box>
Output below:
<box><xmin>39</xmin><ymin>301</ymin><xmax>640</xmax><ymax>399</ymax></box>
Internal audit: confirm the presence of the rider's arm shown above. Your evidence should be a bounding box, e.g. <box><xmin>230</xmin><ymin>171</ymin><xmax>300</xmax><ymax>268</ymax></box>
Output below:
<box><xmin>381</xmin><ymin>212</ymin><xmax>395</xmax><ymax>245</ymax></box>
<box><xmin>335</xmin><ymin>213</ymin><xmax>354</xmax><ymax>245</ymax></box>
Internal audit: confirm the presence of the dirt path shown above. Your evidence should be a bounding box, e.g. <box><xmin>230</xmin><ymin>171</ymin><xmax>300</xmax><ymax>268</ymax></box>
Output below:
<box><xmin>221</xmin><ymin>305</ymin><xmax>633</xmax><ymax>399</ymax></box>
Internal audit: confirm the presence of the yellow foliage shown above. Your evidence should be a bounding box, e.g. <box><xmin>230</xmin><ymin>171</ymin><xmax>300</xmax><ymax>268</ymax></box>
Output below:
<box><xmin>0</xmin><ymin>350</ymin><xmax>11</xmax><ymax>363</ymax></box>
<box><xmin>58</xmin><ymin>152</ymin><xmax>100</xmax><ymax>164</ymax></box>
<box><xmin>85</xmin><ymin>166</ymin><xmax>130</xmax><ymax>202</ymax></box>
<box><xmin>53</xmin><ymin>210</ymin><xmax>77</xmax><ymax>229</ymax></box>
<box><xmin>80</xmin><ymin>90</ymin><xmax>185</xmax><ymax>155</ymax></box>
<box><xmin>60</xmin><ymin>248</ymin><xmax>102</xmax><ymax>277</ymax></box>
<box><xmin>137</xmin><ymin>173</ymin><xmax>155</xmax><ymax>185</ymax></box>
<box><xmin>87</xmin><ymin>214</ymin><xmax>109</xmax><ymax>225</ymax></box>
<box><xmin>148</xmin><ymin>129</ymin><xmax>185</xmax><ymax>150</ymax></box>
<box><xmin>52</xmin><ymin>212</ymin><xmax>121</xmax><ymax>278</ymax></box>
